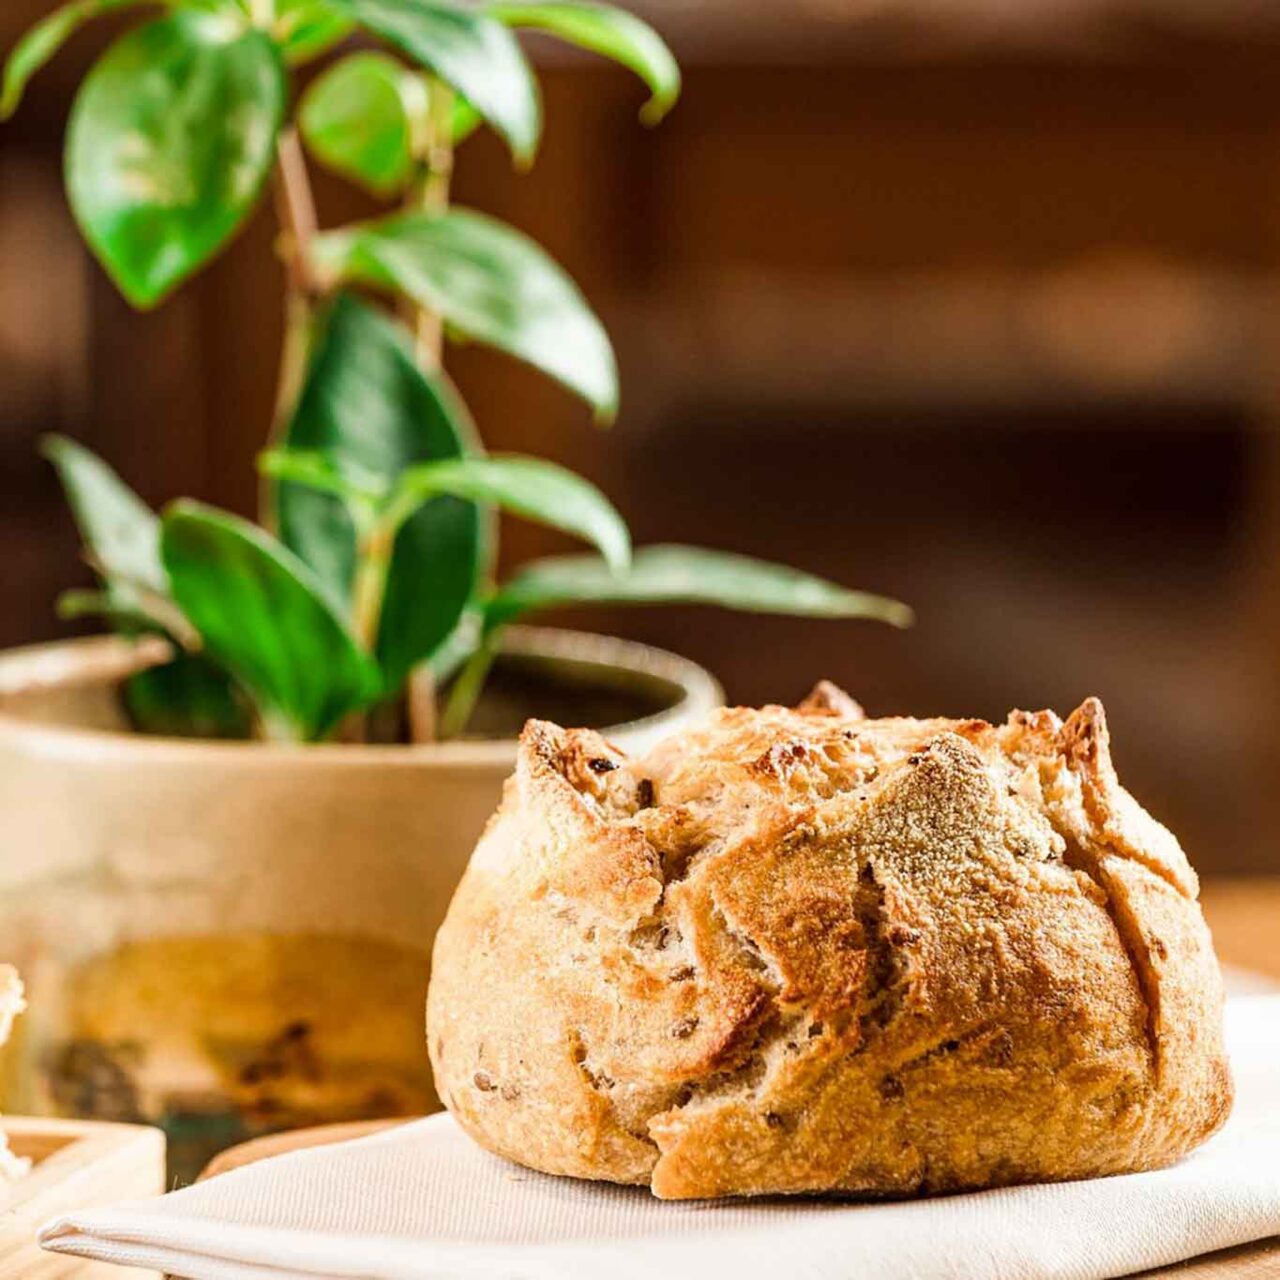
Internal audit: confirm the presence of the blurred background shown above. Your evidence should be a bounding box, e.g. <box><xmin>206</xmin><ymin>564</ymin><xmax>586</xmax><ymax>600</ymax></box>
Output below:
<box><xmin>5</xmin><ymin>0</ymin><xmax>1280</xmax><ymax>874</ymax></box>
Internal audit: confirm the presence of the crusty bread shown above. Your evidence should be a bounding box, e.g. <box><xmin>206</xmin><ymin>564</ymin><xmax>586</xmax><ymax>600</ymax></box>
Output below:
<box><xmin>427</xmin><ymin>687</ymin><xmax>1232</xmax><ymax>1199</ymax></box>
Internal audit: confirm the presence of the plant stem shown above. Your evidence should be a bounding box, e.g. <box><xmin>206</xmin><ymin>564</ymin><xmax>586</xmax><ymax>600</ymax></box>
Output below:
<box><xmin>351</xmin><ymin>520</ymin><xmax>396</xmax><ymax>653</ymax></box>
<box><xmin>399</xmin><ymin>77</ymin><xmax>457</xmax><ymax>742</ymax></box>
<box><xmin>406</xmin><ymin>666</ymin><xmax>438</xmax><ymax>742</ymax></box>
<box><xmin>272</xmin><ymin>125</ymin><xmax>320</xmax><ymax>304</ymax></box>
<box><xmin>439</xmin><ymin>632</ymin><xmax>497</xmax><ymax>740</ymax></box>
<box><xmin>271</xmin><ymin>288</ymin><xmax>312</xmax><ymax>434</ymax></box>
<box><xmin>262</xmin><ymin>126</ymin><xmax>321</xmax><ymax>530</ymax></box>
<box><xmin>406</xmin><ymin>77</ymin><xmax>455</xmax><ymax>369</ymax></box>
<box><xmin>262</xmin><ymin>713</ymin><xmax>302</xmax><ymax>745</ymax></box>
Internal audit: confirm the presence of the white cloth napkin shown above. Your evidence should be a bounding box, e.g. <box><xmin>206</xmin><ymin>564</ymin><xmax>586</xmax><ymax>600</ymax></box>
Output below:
<box><xmin>39</xmin><ymin>995</ymin><xmax>1280</xmax><ymax>1280</ymax></box>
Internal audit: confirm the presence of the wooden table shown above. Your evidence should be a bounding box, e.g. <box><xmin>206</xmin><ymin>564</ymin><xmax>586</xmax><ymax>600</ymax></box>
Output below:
<box><xmin>203</xmin><ymin>879</ymin><xmax>1280</xmax><ymax>1278</ymax></box>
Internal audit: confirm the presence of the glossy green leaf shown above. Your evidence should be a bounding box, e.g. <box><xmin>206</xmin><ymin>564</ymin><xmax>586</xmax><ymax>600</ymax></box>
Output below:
<box><xmin>485</xmin><ymin>544</ymin><xmax>915</xmax><ymax>630</ymax></box>
<box><xmin>312</xmin><ymin>209</ymin><xmax>618</xmax><ymax>417</ymax></box>
<box><xmin>276</xmin><ymin>293</ymin><xmax>486</xmax><ymax>690</ymax></box>
<box><xmin>1</xmin><ymin>0</ymin><xmax>150</xmax><ymax>119</ymax></box>
<box><xmin>65</xmin><ymin>11</ymin><xmax>286</xmax><ymax>308</ymax></box>
<box><xmin>122</xmin><ymin>652</ymin><xmax>253</xmax><ymax>739</ymax></box>
<box><xmin>299</xmin><ymin>52</ymin><xmax>427</xmax><ymax>195</ymax></box>
<box><xmin>274</xmin><ymin>0</ymin><xmax>355</xmax><ymax>63</ymax></box>
<box><xmin>162</xmin><ymin>500</ymin><xmax>381</xmax><ymax>741</ymax></box>
<box><xmin>489</xmin><ymin>1</ymin><xmax>678</xmax><ymax>123</ymax></box>
<box><xmin>386</xmin><ymin>455</ymin><xmax>630</xmax><ymax>570</ymax></box>
<box><xmin>324</xmin><ymin>0</ymin><xmax>539</xmax><ymax>161</ymax></box>
<box><xmin>42</xmin><ymin>435</ymin><xmax>166</xmax><ymax>598</ymax></box>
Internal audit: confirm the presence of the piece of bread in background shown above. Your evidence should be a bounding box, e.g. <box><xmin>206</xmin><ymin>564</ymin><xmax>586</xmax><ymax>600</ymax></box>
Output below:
<box><xmin>429</xmin><ymin>688</ymin><xmax>1231</xmax><ymax>1199</ymax></box>
<box><xmin>0</xmin><ymin>966</ymin><xmax>28</xmax><ymax>1183</ymax></box>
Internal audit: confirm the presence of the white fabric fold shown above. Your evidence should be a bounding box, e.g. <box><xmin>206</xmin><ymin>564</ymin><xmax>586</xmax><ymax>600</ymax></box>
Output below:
<box><xmin>39</xmin><ymin>996</ymin><xmax>1280</xmax><ymax>1280</ymax></box>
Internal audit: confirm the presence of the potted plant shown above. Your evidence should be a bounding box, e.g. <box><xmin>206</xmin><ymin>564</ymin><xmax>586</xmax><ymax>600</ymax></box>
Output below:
<box><xmin>0</xmin><ymin>0</ymin><xmax>911</xmax><ymax>1179</ymax></box>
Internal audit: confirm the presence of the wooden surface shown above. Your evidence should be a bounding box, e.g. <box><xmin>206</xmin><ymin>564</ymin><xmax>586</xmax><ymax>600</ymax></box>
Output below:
<box><xmin>1133</xmin><ymin>1239</ymin><xmax>1280</xmax><ymax>1278</ymax></box>
<box><xmin>2</xmin><ymin>1116</ymin><xmax>165</xmax><ymax>1277</ymax></box>
<box><xmin>201</xmin><ymin>1119</ymin><xmax>404</xmax><ymax>1182</ymax></box>
<box><xmin>1201</xmin><ymin>881</ymin><xmax>1280</xmax><ymax>986</ymax></box>
<box><xmin>198</xmin><ymin>879</ymin><xmax>1280</xmax><ymax>1277</ymax></box>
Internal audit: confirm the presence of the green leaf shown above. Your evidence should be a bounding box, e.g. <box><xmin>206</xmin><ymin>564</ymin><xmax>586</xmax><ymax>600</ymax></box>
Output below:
<box><xmin>259</xmin><ymin>446</ymin><xmax>390</xmax><ymax>512</ymax></box>
<box><xmin>324</xmin><ymin>0</ymin><xmax>539</xmax><ymax>162</ymax></box>
<box><xmin>44</xmin><ymin>434</ymin><xmax>201</xmax><ymax>645</ymax></box>
<box><xmin>41</xmin><ymin>434</ymin><xmax>166</xmax><ymax>599</ymax></box>
<box><xmin>2</xmin><ymin>0</ymin><xmax>149</xmax><ymax>119</ymax></box>
<box><xmin>57</xmin><ymin>588</ymin><xmax>249</xmax><ymax>737</ymax></box>
<box><xmin>485</xmin><ymin>544</ymin><xmax>915</xmax><ymax>630</ymax></box>
<box><xmin>425</xmin><ymin>607</ymin><xmax>483</xmax><ymax>682</ymax></box>
<box><xmin>299</xmin><ymin>51</ymin><xmax>427</xmax><ymax>195</ymax></box>
<box><xmin>42</xmin><ymin>444</ymin><xmax>251</xmax><ymax>738</ymax></box>
<box><xmin>387</xmin><ymin>455</ymin><xmax>629</xmax><ymax>570</ymax></box>
<box><xmin>276</xmin><ymin>293</ymin><xmax>486</xmax><ymax>690</ymax></box>
<box><xmin>274</xmin><ymin>0</ymin><xmax>355</xmax><ymax>63</ymax></box>
<box><xmin>65</xmin><ymin>11</ymin><xmax>286</xmax><ymax>308</ymax></box>
<box><xmin>312</xmin><ymin>208</ymin><xmax>618</xmax><ymax>418</ymax></box>
<box><xmin>123</xmin><ymin>652</ymin><xmax>253</xmax><ymax>739</ymax></box>
<box><xmin>451</xmin><ymin>93</ymin><xmax>482</xmax><ymax>143</ymax></box>
<box><xmin>56</xmin><ymin>587</ymin><xmax>159</xmax><ymax>633</ymax></box>
<box><xmin>55</xmin><ymin>581</ymin><xmax>194</xmax><ymax>653</ymax></box>
<box><xmin>488</xmin><ymin>1</ymin><xmax>678</xmax><ymax>123</ymax></box>
<box><xmin>162</xmin><ymin>500</ymin><xmax>381</xmax><ymax>741</ymax></box>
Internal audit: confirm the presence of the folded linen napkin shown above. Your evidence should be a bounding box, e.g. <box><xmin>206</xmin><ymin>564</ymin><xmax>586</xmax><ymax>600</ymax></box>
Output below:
<box><xmin>40</xmin><ymin>995</ymin><xmax>1280</xmax><ymax>1280</ymax></box>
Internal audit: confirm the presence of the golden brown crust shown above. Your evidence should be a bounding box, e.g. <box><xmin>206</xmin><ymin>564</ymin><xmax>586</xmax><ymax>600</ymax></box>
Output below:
<box><xmin>427</xmin><ymin>684</ymin><xmax>1232</xmax><ymax>1199</ymax></box>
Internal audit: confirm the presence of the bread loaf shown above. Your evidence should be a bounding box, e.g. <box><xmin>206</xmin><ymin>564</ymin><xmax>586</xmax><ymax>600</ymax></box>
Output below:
<box><xmin>428</xmin><ymin>687</ymin><xmax>1231</xmax><ymax>1199</ymax></box>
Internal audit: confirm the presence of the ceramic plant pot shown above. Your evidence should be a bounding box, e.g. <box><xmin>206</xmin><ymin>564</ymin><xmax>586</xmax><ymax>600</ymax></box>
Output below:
<box><xmin>0</xmin><ymin>627</ymin><xmax>721</xmax><ymax>1179</ymax></box>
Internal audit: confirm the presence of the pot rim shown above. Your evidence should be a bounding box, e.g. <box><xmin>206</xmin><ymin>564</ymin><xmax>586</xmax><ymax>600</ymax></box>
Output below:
<box><xmin>0</xmin><ymin>627</ymin><xmax>723</xmax><ymax>767</ymax></box>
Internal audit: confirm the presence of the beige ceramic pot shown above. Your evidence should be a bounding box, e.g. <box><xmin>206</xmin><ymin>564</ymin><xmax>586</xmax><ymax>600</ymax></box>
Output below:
<box><xmin>0</xmin><ymin>627</ymin><xmax>721</xmax><ymax>1178</ymax></box>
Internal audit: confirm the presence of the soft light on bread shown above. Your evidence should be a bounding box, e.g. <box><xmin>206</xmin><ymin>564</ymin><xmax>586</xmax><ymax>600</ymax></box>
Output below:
<box><xmin>427</xmin><ymin>687</ymin><xmax>1232</xmax><ymax>1199</ymax></box>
